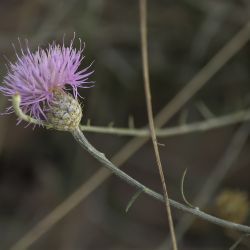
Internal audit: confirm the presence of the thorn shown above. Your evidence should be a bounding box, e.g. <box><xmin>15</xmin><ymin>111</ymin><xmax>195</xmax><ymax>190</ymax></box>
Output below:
<box><xmin>128</xmin><ymin>115</ymin><xmax>135</xmax><ymax>128</ymax></box>
<box><xmin>157</xmin><ymin>142</ymin><xmax>165</xmax><ymax>147</ymax></box>
<box><xmin>179</xmin><ymin>108</ymin><xmax>189</xmax><ymax>125</ymax></box>
<box><xmin>196</xmin><ymin>101</ymin><xmax>215</xmax><ymax>119</ymax></box>
<box><xmin>125</xmin><ymin>189</ymin><xmax>143</xmax><ymax>213</ymax></box>
<box><xmin>181</xmin><ymin>168</ymin><xmax>196</xmax><ymax>209</ymax></box>
<box><xmin>87</xmin><ymin>118</ymin><xmax>91</xmax><ymax>126</ymax></box>
<box><xmin>108</xmin><ymin>121</ymin><xmax>114</xmax><ymax>127</ymax></box>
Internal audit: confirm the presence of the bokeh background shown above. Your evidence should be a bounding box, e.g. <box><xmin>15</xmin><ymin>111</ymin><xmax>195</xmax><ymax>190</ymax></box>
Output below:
<box><xmin>0</xmin><ymin>0</ymin><xmax>250</xmax><ymax>249</ymax></box>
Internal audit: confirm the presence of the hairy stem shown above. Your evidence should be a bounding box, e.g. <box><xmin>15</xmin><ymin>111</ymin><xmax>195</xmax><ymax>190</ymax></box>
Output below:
<box><xmin>72</xmin><ymin>127</ymin><xmax>250</xmax><ymax>234</ymax></box>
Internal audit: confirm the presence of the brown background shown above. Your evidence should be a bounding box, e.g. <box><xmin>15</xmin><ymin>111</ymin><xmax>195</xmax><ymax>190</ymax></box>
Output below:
<box><xmin>0</xmin><ymin>0</ymin><xmax>249</xmax><ymax>249</ymax></box>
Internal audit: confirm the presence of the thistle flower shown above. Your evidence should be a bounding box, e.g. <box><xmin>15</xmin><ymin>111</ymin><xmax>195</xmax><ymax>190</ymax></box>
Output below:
<box><xmin>0</xmin><ymin>38</ymin><xmax>93</xmax><ymax>130</ymax></box>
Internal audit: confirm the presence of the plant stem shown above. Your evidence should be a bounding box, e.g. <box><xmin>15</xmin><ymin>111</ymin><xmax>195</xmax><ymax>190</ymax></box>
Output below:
<box><xmin>79</xmin><ymin>109</ymin><xmax>250</xmax><ymax>137</ymax></box>
<box><xmin>139</xmin><ymin>0</ymin><xmax>177</xmax><ymax>248</ymax></box>
<box><xmin>72</xmin><ymin>127</ymin><xmax>250</xmax><ymax>234</ymax></box>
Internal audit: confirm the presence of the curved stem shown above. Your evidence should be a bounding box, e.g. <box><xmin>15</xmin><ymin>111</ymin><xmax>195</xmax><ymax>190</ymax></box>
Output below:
<box><xmin>12</xmin><ymin>94</ymin><xmax>44</xmax><ymax>126</ymax></box>
<box><xmin>12</xmin><ymin>94</ymin><xmax>52</xmax><ymax>128</ymax></box>
<box><xmin>12</xmin><ymin>93</ymin><xmax>250</xmax><ymax>234</ymax></box>
<box><xmin>72</xmin><ymin>126</ymin><xmax>250</xmax><ymax>234</ymax></box>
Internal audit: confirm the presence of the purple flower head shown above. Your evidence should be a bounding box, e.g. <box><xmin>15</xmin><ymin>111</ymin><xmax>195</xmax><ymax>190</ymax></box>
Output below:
<box><xmin>0</xmin><ymin>38</ymin><xmax>93</xmax><ymax>121</ymax></box>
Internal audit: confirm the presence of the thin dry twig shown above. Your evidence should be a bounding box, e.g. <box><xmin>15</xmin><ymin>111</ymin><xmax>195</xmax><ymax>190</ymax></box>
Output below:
<box><xmin>157</xmin><ymin>122</ymin><xmax>250</xmax><ymax>250</ymax></box>
<box><xmin>139</xmin><ymin>0</ymin><xmax>177</xmax><ymax>249</ymax></box>
<box><xmin>10</xmin><ymin>19</ymin><xmax>250</xmax><ymax>250</ymax></box>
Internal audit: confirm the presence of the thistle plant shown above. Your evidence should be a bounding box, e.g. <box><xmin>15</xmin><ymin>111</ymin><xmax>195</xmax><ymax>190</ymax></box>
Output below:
<box><xmin>0</xmin><ymin>39</ymin><xmax>93</xmax><ymax>130</ymax></box>
<box><xmin>1</xmin><ymin>38</ymin><xmax>250</xmax><ymax>250</ymax></box>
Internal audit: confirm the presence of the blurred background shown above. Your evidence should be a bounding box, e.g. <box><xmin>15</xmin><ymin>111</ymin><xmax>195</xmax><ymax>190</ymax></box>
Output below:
<box><xmin>0</xmin><ymin>0</ymin><xmax>250</xmax><ymax>249</ymax></box>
